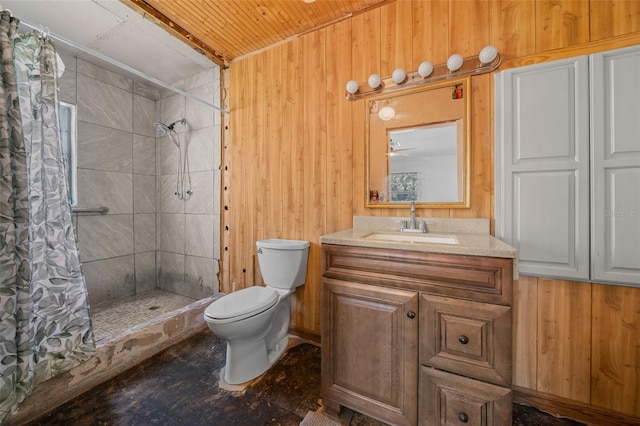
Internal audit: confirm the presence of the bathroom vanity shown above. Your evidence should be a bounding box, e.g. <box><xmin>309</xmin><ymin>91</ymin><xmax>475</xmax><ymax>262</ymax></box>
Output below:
<box><xmin>320</xmin><ymin>217</ymin><xmax>517</xmax><ymax>426</ymax></box>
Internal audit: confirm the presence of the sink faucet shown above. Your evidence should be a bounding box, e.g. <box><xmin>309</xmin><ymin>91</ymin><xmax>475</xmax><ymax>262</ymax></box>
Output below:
<box><xmin>409</xmin><ymin>201</ymin><xmax>417</xmax><ymax>229</ymax></box>
<box><xmin>401</xmin><ymin>201</ymin><xmax>426</xmax><ymax>233</ymax></box>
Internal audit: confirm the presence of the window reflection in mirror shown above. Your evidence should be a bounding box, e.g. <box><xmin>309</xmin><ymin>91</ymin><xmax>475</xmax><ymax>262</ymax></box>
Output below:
<box><xmin>366</xmin><ymin>77</ymin><xmax>470</xmax><ymax>208</ymax></box>
<box><xmin>59</xmin><ymin>101</ymin><xmax>77</xmax><ymax>206</ymax></box>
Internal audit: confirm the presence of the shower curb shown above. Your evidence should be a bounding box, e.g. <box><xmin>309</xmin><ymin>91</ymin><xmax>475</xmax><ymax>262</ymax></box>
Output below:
<box><xmin>6</xmin><ymin>295</ymin><xmax>222</xmax><ymax>426</ymax></box>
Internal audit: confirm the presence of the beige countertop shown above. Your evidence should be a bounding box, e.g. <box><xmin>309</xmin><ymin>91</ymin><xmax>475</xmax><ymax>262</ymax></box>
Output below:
<box><xmin>320</xmin><ymin>216</ymin><xmax>518</xmax><ymax>277</ymax></box>
<box><xmin>320</xmin><ymin>229</ymin><xmax>517</xmax><ymax>259</ymax></box>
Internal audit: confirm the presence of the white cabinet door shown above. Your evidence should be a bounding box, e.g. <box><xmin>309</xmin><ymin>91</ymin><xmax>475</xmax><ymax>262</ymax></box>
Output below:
<box><xmin>591</xmin><ymin>45</ymin><xmax>640</xmax><ymax>285</ymax></box>
<box><xmin>496</xmin><ymin>56</ymin><xmax>590</xmax><ymax>280</ymax></box>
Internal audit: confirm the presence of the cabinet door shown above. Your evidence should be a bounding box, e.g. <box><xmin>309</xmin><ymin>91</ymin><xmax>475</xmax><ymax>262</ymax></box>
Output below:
<box><xmin>591</xmin><ymin>45</ymin><xmax>640</xmax><ymax>285</ymax></box>
<box><xmin>495</xmin><ymin>57</ymin><xmax>590</xmax><ymax>280</ymax></box>
<box><xmin>321</xmin><ymin>277</ymin><xmax>419</xmax><ymax>426</ymax></box>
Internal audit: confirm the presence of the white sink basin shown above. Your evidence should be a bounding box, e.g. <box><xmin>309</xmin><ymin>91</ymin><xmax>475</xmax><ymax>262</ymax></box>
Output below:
<box><xmin>363</xmin><ymin>233</ymin><xmax>459</xmax><ymax>245</ymax></box>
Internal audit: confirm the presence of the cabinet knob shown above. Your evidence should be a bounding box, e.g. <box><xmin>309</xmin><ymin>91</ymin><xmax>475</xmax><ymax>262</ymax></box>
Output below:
<box><xmin>458</xmin><ymin>412</ymin><xmax>469</xmax><ymax>423</ymax></box>
<box><xmin>407</xmin><ymin>311</ymin><xmax>416</xmax><ymax>319</ymax></box>
<box><xmin>458</xmin><ymin>335</ymin><xmax>469</xmax><ymax>344</ymax></box>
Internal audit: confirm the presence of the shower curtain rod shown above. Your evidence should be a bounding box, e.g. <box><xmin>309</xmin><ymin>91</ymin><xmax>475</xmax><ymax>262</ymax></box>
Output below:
<box><xmin>19</xmin><ymin>19</ymin><xmax>229</xmax><ymax>114</ymax></box>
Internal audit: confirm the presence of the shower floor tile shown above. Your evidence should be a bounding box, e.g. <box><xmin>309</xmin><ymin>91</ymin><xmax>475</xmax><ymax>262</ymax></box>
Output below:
<box><xmin>91</xmin><ymin>290</ymin><xmax>196</xmax><ymax>342</ymax></box>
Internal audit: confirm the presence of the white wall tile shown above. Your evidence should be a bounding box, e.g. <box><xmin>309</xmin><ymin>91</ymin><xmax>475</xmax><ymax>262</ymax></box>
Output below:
<box><xmin>158</xmin><ymin>134</ymin><xmax>181</xmax><ymax>176</ymax></box>
<box><xmin>159</xmin><ymin>174</ymin><xmax>184</xmax><ymax>214</ymax></box>
<box><xmin>158</xmin><ymin>252</ymin><xmax>185</xmax><ymax>294</ymax></box>
<box><xmin>159</xmin><ymin>213</ymin><xmax>185</xmax><ymax>254</ymax></box>
<box><xmin>185</xmin><ymin>171</ymin><xmax>214</xmax><ymax>215</ymax></box>
<box><xmin>77</xmin><ymin>74</ymin><xmax>133</xmax><ymax>132</ymax></box>
<box><xmin>184</xmin><ymin>255</ymin><xmax>217</xmax><ymax>298</ymax></box>
<box><xmin>135</xmin><ymin>252</ymin><xmax>156</xmax><ymax>293</ymax></box>
<box><xmin>77</xmin><ymin>122</ymin><xmax>133</xmax><ymax>172</ymax></box>
<box><xmin>133</xmin><ymin>95</ymin><xmax>156</xmax><ymax>137</ymax></box>
<box><xmin>134</xmin><ymin>213</ymin><xmax>156</xmax><ymax>253</ymax></box>
<box><xmin>185</xmin><ymin>214</ymin><xmax>213</xmax><ymax>258</ymax></box>
<box><xmin>186</xmin><ymin>83</ymin><xmax>214</xmax><ymax>130</ymax></box>
<box><xmin>83</xmin><ymin>255</ymin><xmax>135</xmax><ymax>306</ymax></box>
<box><xmin>213</xmin><ymin>213</ymin><xmax>221</xmax><ymax>260</ymax></box>
<box><xmin>133</xmin><ymin>134</ymin><xmax>156</xmax><ymax>175</ymax></box>
<box><xmin>187</xmin><ymin>126</ymin><xmax>214</xmax><ymax>172</ymax></box>
<box><xmin>133</xmin><ymin>174</ymin><xmax>156</xmax><ymax>214</ymax></box>
<box><xmin>213</xmin><ymin>170</ymin><xmax>221</xmax><ymax>216</ymax></box>
<box><xmin>212</xmin><ymin>123</ymin><xmax>222</xmax><ymax>170</ymax></box>
<box><xmin>76</xmin><ymin>169</ymin><xmax>133</xmax><ymax>214</ymax></box>
<box><xmin>77</xmin><ymin>215</ymin><xmax>134</xmax><ymax>262</ymax></box>
<box><xmin>77</xmin><ymin>59</ymin><xmax>133</xmax><ymax>92</ymax></box>
<box><xmin>160</xmin><ymin>93</ymin><xmax>186</xmax><ymax>134</ymax></box>
<box><xmin>59</xmin><ymin>73</ymin><xmax>77</xmax><ymax>105</ymax></box>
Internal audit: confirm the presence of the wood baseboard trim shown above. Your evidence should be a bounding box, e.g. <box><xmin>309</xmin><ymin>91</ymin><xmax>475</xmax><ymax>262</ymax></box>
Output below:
<box><xmin>513</xmin><ymin>386</ymin><xmax>640</xmax><ymax>426</ymax></box>
<box><xmin>289</xmin><ymin>327</ymin><xmax>321</xmax><ymax>345</ymax></box>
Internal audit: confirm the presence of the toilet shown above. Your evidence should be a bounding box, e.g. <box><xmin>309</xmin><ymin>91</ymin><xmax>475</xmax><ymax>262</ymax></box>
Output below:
<box><xmin>204</xmin><ymin>238</ymin><xmax>310</xmax><ymax>384</ymax></box>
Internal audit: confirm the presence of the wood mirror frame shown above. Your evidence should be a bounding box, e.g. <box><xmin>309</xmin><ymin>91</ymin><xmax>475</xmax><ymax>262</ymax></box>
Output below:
<box><xmin>366</xmin><ymin>76</ymin><xmax>471</xmax><ymax>209</ymax></box>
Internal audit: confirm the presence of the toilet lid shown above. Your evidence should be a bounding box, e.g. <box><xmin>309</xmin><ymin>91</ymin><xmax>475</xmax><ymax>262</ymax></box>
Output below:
<box><xmin>205</xmin><ymin>286</ymin><xmax>279</xmax><ymax>320</ymax></box>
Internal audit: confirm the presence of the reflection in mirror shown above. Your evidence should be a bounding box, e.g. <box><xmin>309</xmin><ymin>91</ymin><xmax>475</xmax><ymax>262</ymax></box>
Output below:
<box><xmin>366</xmin><ymin>77</ymin><xmax>470</xmax><ymax>208</ymax></box>
<box><xmin>59</xmin><ymin>101</ymin><xmax>77</xmax><ymax>206</ymax></box>
<box><xmin>388</xmin><ymin>122</ymin><xmax>459</xmax><ymax>202</ymax></box>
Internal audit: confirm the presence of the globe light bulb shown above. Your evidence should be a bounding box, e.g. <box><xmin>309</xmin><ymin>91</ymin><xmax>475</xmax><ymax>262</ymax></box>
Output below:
<box><xmin>368</xmin><ymin>73</ymin><xmax>382</xmax><ymax>89</ymax></box>
<box><xmin>418</xmin><ymin>61</ymin><xmax>433</xmax><ymax>78</ymax></box>
<box><xmin>378</xmin><ymin>106</ymin><xmax>395</xmax><ymax>121</ymax></box>
<box><xmin>345</xmin><ymin>80</ymin><xmax>359</xmax><ymax>94</ymax></box>
<box><xmin>391</xmin><ymin>68</ymin><xmax>406</xmax><ymax>84</ymax></box>
<box><xmin>446</xmin><ymin>54</ymin><xmax>464</xmax><ymax>72</ymax></box>
<box><xmin>479</xmin><ymin>45</ymin><xmax>498</xmax><ymax>64</ymax></box>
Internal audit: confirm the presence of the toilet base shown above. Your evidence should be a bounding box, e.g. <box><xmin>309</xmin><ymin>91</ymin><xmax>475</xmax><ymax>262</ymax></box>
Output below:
<box><xmin>222</xmin><ymin>334</ymin><xmax>290</xmax><ymax>385</ymax></box>
<box><xmin>267</xmin><ymin>335</ymin><xmax>288</xmax><ymax>364</ymax></box>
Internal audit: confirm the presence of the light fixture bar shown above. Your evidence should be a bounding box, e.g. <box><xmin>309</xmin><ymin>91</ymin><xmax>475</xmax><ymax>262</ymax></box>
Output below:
<box><xmin>345</xmin><ymin>52</ymin><xmax>501</xmax><ymax>101</ymax></box>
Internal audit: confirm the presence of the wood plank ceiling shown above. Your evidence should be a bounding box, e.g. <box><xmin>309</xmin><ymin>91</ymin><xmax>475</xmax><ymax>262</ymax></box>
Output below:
<box><xmin>122</xmin><ymin>0</ymin><xmax>390</xmax><ymax>66</ymax></box>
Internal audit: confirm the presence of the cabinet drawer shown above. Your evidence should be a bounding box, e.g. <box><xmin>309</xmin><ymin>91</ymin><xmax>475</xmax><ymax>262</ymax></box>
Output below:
<box><xmin>420</xmin><ymin>294</ymin><xmax>511</xmax><ymax>386</ymax></box>
<box><xmin>420</xmin><ymin>367</ymin><xmax>512</xmax><ymax>426</ymax></box>
<box><xmin>322</xmin><ymin>244</ymin><xmax>513</xmax><ymax>304</ymax></box>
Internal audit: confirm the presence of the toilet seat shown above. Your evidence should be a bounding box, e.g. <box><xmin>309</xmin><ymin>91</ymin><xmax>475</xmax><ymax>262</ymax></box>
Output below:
<box><xmin>205</xmin><ymin>286</ymin><xmax>279</xmax><ymax>323</ymax></box>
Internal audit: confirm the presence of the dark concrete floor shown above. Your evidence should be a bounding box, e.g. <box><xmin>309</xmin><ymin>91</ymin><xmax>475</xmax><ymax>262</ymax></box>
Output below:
<box><xmin>28</xmin><ymin>331</ymin><xmax>586</xmax><ymax>426</ymax></box>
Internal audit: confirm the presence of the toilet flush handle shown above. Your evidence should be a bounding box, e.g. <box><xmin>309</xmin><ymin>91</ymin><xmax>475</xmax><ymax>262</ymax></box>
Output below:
<box><xmin>257</xmin><ymin>248</ymin><xmax>262</xmax><ymax>254</ymax></box>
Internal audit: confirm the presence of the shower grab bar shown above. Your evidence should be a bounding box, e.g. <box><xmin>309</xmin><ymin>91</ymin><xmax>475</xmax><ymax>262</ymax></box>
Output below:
<box><xmin>72</xmin><ymin>206</ymin><xmax>109</xmax><ymax>214</ymax></box>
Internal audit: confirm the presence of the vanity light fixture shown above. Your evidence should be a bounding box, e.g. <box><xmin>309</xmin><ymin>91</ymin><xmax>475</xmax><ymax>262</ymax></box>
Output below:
<box><xmin>378</xmin><ymin>106</ymin><xmax>395</xmax><ymax>121</ymax></box>
<box><xmin>417</xmin><ymin>61</ymin><xmax>434</xmax><ymax>78</ymax></box>
<box><xmin>368</xmin><ymin>73</ymin><xmax>382</xmax><ymax>89</ymax></box>
<box><xmin>479</xmin><ymin>45</ymin><xmax>498</xmax><ymax>65</ymax></box>
<box><xmin>345</xmin><ymin>80</ymin><xmax>359</xmax><ymax>95</ymax></box>
<box><xmin>446</xmin><ymin>54</ymin><xmax>464</xmax><ymax>72</ymax></box>
<box><xmin>344</xmin><ymin>45</ymin><xmax>501</xmax><ymax>100</ymax></box>
<box><xmin>391</xmin><ymin>68</ymin><xmax>407</xmax><ymax>84</ymax></box>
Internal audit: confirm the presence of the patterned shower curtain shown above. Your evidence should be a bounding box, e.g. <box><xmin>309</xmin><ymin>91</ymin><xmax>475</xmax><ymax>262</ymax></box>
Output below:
<box><xmin>0</xmin><ymin>13</ymin><xmax>95</xmax><ymax>423</ymax></box>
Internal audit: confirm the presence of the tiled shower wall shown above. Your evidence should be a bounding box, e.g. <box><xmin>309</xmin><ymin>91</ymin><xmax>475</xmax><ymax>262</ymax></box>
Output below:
<box><xmin>57</xmin><ymin>48</ymin><xmax>220</xmax><ymax>306</ymax></box>
<box><xmin>156</xmin><ymin>68</ymin><xmax>222</xmax><ymax>300</ymax></box>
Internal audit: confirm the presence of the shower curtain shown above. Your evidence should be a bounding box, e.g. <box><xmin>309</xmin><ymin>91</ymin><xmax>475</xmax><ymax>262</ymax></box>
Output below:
<box><xmin>0</xmin><ymin>11</ymin><xmax>94</xmax><ymax>423</ymax></box>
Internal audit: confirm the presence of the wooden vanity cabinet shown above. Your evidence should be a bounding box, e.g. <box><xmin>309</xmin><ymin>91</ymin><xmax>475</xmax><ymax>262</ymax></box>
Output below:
<box><xmin>321</xmin><ymin>244</ymin><xmax>514</xmax><ymax>426</ymax></box>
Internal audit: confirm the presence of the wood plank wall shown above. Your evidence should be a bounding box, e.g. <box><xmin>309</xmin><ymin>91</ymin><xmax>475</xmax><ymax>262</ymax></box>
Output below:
<box><xmin>226</xmin><ymin>0</ymin><xmax>640</xmax><ymax>417</ymax></box>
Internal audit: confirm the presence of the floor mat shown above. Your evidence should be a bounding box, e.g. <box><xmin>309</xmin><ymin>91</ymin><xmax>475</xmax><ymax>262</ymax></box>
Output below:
<box><xmin>300</xmin><ymin>411</ymin><xmax>340</xmax><ymax>426</ymax></box>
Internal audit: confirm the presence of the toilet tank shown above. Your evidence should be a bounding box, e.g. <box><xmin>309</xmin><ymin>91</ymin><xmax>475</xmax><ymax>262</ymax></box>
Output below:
<box><xmin>256</xmin><ymin>239</ymin><xmax>310</xmax><ymax>289</ymax></box>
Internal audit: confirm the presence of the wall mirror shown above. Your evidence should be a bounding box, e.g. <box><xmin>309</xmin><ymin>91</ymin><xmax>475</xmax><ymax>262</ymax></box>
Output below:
<box><xmin>366</xmin><ymin>76</ymin><xmax>470</xmax><ymax>208</ymax></box>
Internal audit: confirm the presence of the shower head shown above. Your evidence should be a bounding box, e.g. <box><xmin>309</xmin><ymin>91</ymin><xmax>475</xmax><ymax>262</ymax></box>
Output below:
<box><xmin>154</xmin><ymin>118</ymin><xmax>186</xmax><ymax>134</ymax></box>
<box><xmin>154</xmin><ymin>122</ymin><xmax>171</xmax><ymax>134</ymax></box>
